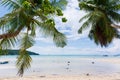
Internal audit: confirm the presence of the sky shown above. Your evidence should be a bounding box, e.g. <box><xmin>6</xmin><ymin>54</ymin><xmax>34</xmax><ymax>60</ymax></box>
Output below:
<box><xmin>0</xmin><ymin>0</ymin><xmax>120</xmax><ymax>55</ymax></box>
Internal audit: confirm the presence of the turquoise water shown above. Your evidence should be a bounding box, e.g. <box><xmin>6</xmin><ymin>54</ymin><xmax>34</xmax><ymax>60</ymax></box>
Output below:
<box><xmin>0</xmin><ymin>55</ymin><xmax>120</xmax><ymax>77</ymax></box>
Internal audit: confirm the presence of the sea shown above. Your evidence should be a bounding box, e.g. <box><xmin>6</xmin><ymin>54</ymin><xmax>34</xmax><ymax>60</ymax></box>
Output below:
<box><xmin>0</xmin><ymin>55</ymin><xmax>120</xmax><ymax>77</ymax></box>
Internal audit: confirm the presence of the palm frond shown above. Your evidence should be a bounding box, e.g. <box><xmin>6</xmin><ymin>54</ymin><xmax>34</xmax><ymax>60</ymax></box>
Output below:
<box><xmin>79</xmin><ymin>1</ymin><xmax>96</xmax><ymax>12</ymax></box>
<box><xmin>16</xmin><ymin>33</ymin><xmax>34</xmax><ymax>76</ymax></box>
<box><xmin>89</xmin><ymin>24</ymin><xmax>118</xmax><ymax>47</ymax></box>
<box><xmin>79</xmin><ymin>13</ymin><xmax>92</xmax><ymax>22</ymax></box>
<box><xmin>34</xmin><ymin>9</ymin><xmax>48</xmax><ymax>21</ymax></box>
<box><xmin>78</xmin><ymin>10</ymin><xmax>105</xmax><ymax>33</ymax></box>
<box><xmin>34</xmin><ymin>19</ymin><xmax>67</xmax><ymax>47</ymax></box>
<box><xmin>110</xmin><ymin>4</ymin><xmax>120</xmax><ymax>11</ymax></box>
<box><xmin>0</xmin><ymin>8</ymin><xmax>22</xmax><ymax>29</ymax></box>
<box><xmin>109</xmin><ymin>0</ymin><xmax>120</xmax><ymax>7</ymax></box>
<box><xmin>0</xmin><ymin>37</ymin><xmax>18</xmax><ymax>48</ymax></box>
<box><xmin>16</xmin><ymin>49</ymin><xmax>32</xmax><ymax>76</ymax></box>
<box><xmin>108</xmin><ymin>11</ymin><xmax>120</xmax><ymax>23</ymax></box>
<box><xmin>0</xmin><ymin>25</ymin><xmax>23</xmax><ymax>39</ymax></box>
<box><xmin>30</xmin><ymin>21</ymin><xmax>36</xmax><ymax>37</ymax></box>
<box><xmin>40</xmin><ymin>0</ymin><xmax>56</xmax><ymax>15</ymax></box>
<box><xmin>20</xmin><ymin>33</ymin><xmax>34</xmax><ymax>49</ymax></box>
<box><xmin>78</xmin><ymin>0</ymin><xmax>120</xmax><ymax>47</ymax></box>
<box><xmin>53</xmin><ymin>32</ymin><xmax>67</xmax><ymax>47</ymax></box>
<box><xmin>0</xmin><ymin>36</ymin><xmax>19</xmax><ymax>55</ymax></box>
<box><xmin>33</xmin><ymin>19</ymin><xmax>54</xmax><ymax>36</ymax></box>
<box><xmin>1</xmin><ymin>0</ymin><xmax>22</xmax><ymax>10</ymax></box>
<box><xmin>78</xmin><ymin>19</ymin><xmax>91</xmax><ymax>33</ymax></box>
<box><xmin>88</xmin><ymin>14</ymin><xmax>118</xmax><ymax>47</ymax></box>
<box><xmin>51</xmin><ymin>0</ymin><xmax>68</xmax><ymax>10</ymax></box>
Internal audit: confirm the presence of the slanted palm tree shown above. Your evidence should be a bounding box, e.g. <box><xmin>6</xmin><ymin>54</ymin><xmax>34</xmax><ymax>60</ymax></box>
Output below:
<box><xmin>78</xmin><ymin>0</ymin><xmax>120</xmax><ymax>47</ymax></box>
<box><xmin>0</xmin><ymin>0</ymin><xmax>67</xmax><ymax>76</ymax></box>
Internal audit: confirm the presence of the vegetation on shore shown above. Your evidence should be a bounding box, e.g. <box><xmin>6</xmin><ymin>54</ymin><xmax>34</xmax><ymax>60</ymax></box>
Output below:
<box><xmin>0</xmin><ymin>50</ymin><xmax>39</xmax><ymax>55</ymax></box>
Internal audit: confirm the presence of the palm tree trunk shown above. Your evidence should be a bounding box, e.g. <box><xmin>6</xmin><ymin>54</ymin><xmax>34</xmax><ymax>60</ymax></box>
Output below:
<box><xmin>0</xmin><ymin>26</ymin><xmax>23</xmax><ymax>39</ymax></box>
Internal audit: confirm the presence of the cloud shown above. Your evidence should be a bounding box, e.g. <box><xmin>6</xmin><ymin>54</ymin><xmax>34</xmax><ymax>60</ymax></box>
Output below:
<box><xmin>27</xmin><ymin>46</ymin><xmax>99</xmax><ymax>55</ymax></box>
<box><xmin>28</xmin><ymin>46</ymin><xmax>95</xmax><ymax>55</ymax></box>
<box><xmin>34</xmin><ymin>0</ymin><xmax>88</xmax><ymax>43</ymax></box>
<box><xmin>54</xmin><ymin>0</ymin><xmax>89</xmax><ymax>41</ymax></box>
<box><xmin>28</xmin><ymin>0</ymin><xmax>120</xmax><ymax>55</ymax></box>
<box><xmin>28</xmin><ymin>40</ymin><xmax>120</xmax><ymax>55</ymax></box>
<box><xmin>104</xmin><ymin>39</ymin><xmax>120</xmax><ymax>53</ymax></box>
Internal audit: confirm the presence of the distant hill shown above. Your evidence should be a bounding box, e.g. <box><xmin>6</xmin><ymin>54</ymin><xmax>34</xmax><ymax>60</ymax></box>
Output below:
<box><xmin>0</xmin><ymin>50</ymin><xmax>39</xmax><ymax>55</ymax></box>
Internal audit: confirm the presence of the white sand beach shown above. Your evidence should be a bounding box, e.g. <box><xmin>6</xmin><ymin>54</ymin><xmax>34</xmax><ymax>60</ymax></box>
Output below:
<box><xmin>0</xmin><ymin>56</ymin><xmax>120</xmax><ymax>80</ymax></box>
<box><xmin>0</xmin><ymin>74</ymin><xmax>120</xmax><ymax>80</ymax></box>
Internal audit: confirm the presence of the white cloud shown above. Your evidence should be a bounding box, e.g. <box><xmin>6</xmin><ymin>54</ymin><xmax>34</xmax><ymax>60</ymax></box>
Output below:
<box><xmin>35</xmin><ymin>37</ymin><xmax>53</xmax><ymax>43</ymax></box>
<box><xmin>28</xmin><ymin>40</ymin><xmax>120</xmax><ymax>55</ymax></box>
<box><xmin>54</xmin><ymin>0</ymin><xmax>88</xmax><ymax>41</ymax></box>
<box><xmin>27</xmin><ymin>0</ymin><xmax>120</xmax><ymax>55</ymax></box>
<box><xmin>104</xmin><ymin>39</ymin><xmax>120</xmax><ymax>53</ymax></box>
<box><xmin>34</xmin><ymin>0</ymin><xmax>88</xmax><ymax>43</ymax></box>
<box><xmin>28</xmin><ymin>46</ymin><xmax>91</xmax><ymax>55</ymax></box>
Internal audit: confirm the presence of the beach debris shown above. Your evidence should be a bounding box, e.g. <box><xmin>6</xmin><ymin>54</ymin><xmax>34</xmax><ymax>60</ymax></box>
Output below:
<box><xmin>86</xmin><ymin>73</ymin><xmax>90</xmax><ymax>76</ymax></box>
<box><xmin>66</xmin><ymin>67</ymin><xmax>69</xmax><ymax>70</ymax></box>
<box><xmin>68</xmin><ymin>61</ymin><xmax>70</xmax><ymax>63</ymax></box>
<box><xmin>52</xmin><ymin>74</ymin><xmax>58</xmax><ymax>76</ymax></box>
<box><xmin>103</xmin><ymin>55</ymin><xmax>108</xmax><ymax>57</ymax></box>
<box><xmin>39</xmin><ymin>75</ymin><xmax>46</xmax><ymax>78</ymax></box>
<box><xmin>92</xmin><ymin>62</ymin><xmax>94</xmax><ymax>64</ymax></box>
<box><xmin>67</xmin><ymin>61</ymin><xmax>70</xmax><ymax>66</ymax></box>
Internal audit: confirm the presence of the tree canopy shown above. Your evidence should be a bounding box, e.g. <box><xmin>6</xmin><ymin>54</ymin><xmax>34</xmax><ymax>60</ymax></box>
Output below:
<box><xmin>0</xmin><ymin>0</ymin><xmax>67</xmax><ymax>76</ymax></box>
<box><xmin>78</xmin><ymin>0</ymin><xmax>120</xmax><ymax>47</ymax></box>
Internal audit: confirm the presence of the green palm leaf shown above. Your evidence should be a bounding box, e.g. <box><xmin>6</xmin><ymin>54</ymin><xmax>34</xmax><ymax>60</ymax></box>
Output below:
<box><xmin>20</xmin><ymin>33</ymin><xmax>35</xmax><ymax>49</ymax></box>
<box><xmin>16</xmin><ymin>33</ymin><xmax>34</xmax><ymax>76</ymax></box>
<box><xmin>0</xmin><ymin>36</ymin><xmax>19</xmax><ymax>55</ymax></box>
<box><xmin>1</xmin><ymin>0</ymin><xmax>21</xmax><ymax>9</ymax></box>
<box><xmin>78</xmin><ymin>0</ymin><xmax>120</xmax><ymax>47</ymax></box>
<box><xmin>78</xmin><ymin>10</ymin><xmax>106</xmax><ymax>33</ymax></box>
<box><xmin>34</xmin><ymin>19</ymin><xmax>67</xmax><ymax>47</ymax></box>
<box><xmin>110</xmin><ymin>4</ymin><xmax>120</xmax><ymax>11</ymax></box>
<box><xmin>79</xmin><ymin>1</ymin><xmax>96</xmax><ymax>12</ymax></box>
<box><xmin>108</xmin><ymin>11</ymin><xmax>120</xmax><ymax>23</ymax></box>
<box><xmin>16</xmin><ymin>50</ymin><xmax>32</xmax><ymax>76</ymax></box>
<box><xmin>53</xmin><ymin>32</ymin><xmax>67</xmax><ymax>47</ymax></box>
<box><xmin>0</xmin><ymin>0</ymin><xmax>67</xmax><ymax>76</ymax></box>
<box><xmin>51</xmin><ymin>0</ymin><xmax>68</xmax><ymax>10</ymax></box>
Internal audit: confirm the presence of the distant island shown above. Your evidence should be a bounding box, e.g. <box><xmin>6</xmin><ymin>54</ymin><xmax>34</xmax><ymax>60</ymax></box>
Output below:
<box><xmin>0</xmin><ymin>50</ymin><xmax>39</xmax><ymax>55</ymax></box>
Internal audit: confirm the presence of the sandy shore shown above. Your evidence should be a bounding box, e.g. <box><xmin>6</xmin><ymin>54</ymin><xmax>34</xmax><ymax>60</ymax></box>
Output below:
<box><xmin>1</xmin><ymin>57</ymin><xmax>120</xmax><ymax>80</ymax></box>
<box><xmin>0</xmin><ymin>74</ymin><xmax>120</xmax><ymax>80</ymax></box>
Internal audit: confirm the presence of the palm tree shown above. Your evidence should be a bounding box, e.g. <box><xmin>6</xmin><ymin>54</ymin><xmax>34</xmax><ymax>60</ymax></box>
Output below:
<box><xmin>0</xmin><ymin>0</ymin><xmax>67</xmax><ymax>76</ymax></box>
<box><xmin>78</xmin><ymin>0</ymin><xmax>120</xmax><ymax>47</ymax></box>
